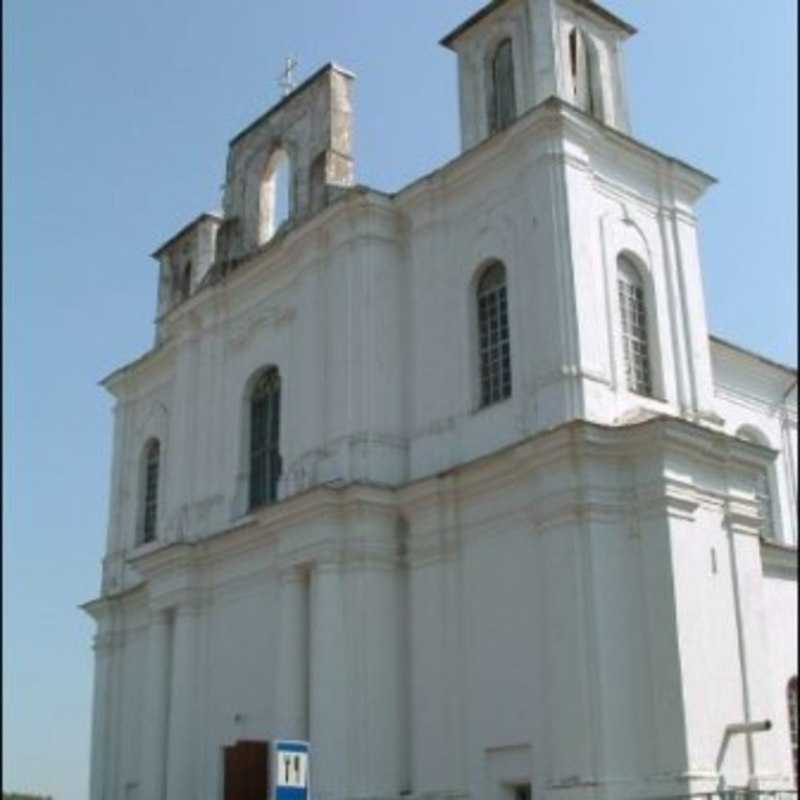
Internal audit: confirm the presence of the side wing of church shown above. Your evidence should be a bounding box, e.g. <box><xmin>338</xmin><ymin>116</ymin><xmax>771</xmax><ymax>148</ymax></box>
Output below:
<box><xmin>83</xmin><ymin>2</ymin><xmax>799</xmax><ymax>799</ymax></box>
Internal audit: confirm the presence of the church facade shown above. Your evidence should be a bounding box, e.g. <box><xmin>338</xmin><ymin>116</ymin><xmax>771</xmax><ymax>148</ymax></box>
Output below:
<box><xmin>83</xmin><ymin>1</ymin><xmax>799</xmax><ymax>799</ymax></box>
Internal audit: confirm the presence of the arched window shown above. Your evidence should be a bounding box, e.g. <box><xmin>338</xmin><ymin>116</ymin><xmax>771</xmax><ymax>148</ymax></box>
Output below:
<box><xmin>181</xmin><ymin>261</ymin><xmax>193</xmax><ymax>301</ymax></box>
<box><xmin>142</xmin><ymin>439</ymin><xmax>160</xmax><ymax>544</ymax></box>
<box><xmin>569</xmin><ymin>28</ymin><xmax>602</xmax><ymax>120</ymax></box>
<box><xmin>258</xmin><ymin>149</ymin><xmax>292</xmax><ymax>244</ymax></box>
<box><xmin>477</xmin><ymin>261</ymin><xmax>512</xmax><ymax>407</ymax></box>
<box><xmin>249</xmin><ymin>368</ymin><xmax>282</xmax><ymax>509</ymax></box>
<box><xmin>617</xmin><ymin>255</ymin><xmax>653</xmax><ymax>397</ymax></box>
<box><xmin>736</xmin><ymin>426</ymin><xmax>777</xmax><ymax>540</ymax></box>
<box><xmin>789</xmin><ymin>677</ymin><xmax>799</xmax><ymax>787</ymax></box>
<box><xmin>490</xmin><ymin>39</ymin><xmax>517</xmax><ymax>134</ymax></box>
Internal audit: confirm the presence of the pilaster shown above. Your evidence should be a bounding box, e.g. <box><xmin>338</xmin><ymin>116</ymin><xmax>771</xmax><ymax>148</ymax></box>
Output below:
<box><xmin>140</xmin><ymin>609</ymin><xmax>172</xmax><ymax>800</ymax></box>
<box><xmin>88</xmin><ymin>628</ymin><xmax>113</xmax><ymax>800</ymax></box>
<box><xmin>309</xmin><ymin>560</ymin><xmax>349</xmax><ymax>798</ymax></box>
<box><xmin>406</xmin><ymin>475</ymin><xmax>468</xmax><ymax>798</ymax></box>
<box><xmin>722</xmin><ymin>505</ymin><xmax>781</xmax><ymax>787</ymax></box>
<box><xmin>274</xmin><ymin>565</ymin><xmax>310</xmax><ymax>741</ymax></box>
<box><xmin>166</xmin><ymin>602</ymin><xmax>201</xmax><ymax>799</ymax></box>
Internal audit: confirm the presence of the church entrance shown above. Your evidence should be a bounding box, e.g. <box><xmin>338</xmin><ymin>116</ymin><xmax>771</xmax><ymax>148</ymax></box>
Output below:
<box><xmin>223</xmin><ymin>740</ymin><xmax>269</xmax><ymax>800</ymax></box>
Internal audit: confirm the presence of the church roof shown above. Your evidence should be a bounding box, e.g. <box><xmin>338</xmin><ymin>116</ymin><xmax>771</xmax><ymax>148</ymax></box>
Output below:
<box><xmin>441</xmin><ymin>0</ymin><xmax>637</xmax><ymax>49</ymax></box>
<box><xmin>228</xmin><ymin>62</ymin><xmax>356</xmax><ymax>148</ymax></box>
<box><xmin>151</xmin><ymin>212</ymin><xmax>222</xmax><ymax>259</ymax></box>
<box><xmin>710</xmin><ymin>334</ymin><xmax>797</xmax><ymax>377</ymax></box>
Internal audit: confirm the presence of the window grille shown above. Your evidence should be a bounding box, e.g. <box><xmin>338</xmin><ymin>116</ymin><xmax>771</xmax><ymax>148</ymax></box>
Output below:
<box><xmin>478</xmin><ymin>262</ymin><xmax>512</xmax><ymax>407</ymax></box>
<box><xmin>249</xmin><ymin>368</ymin><xmax>282</xmax><ymax>510</ymax></box>
<box><xmin>790</xmin><ymin>677</ymin><xmax>799</xmax><ymax>787</ymax></box>
<box><xmin>617</xmin><ymin>256</ymin><xmax>653</xmax><ymax>397</ymax></box>
<box><xmin>490</xmin><ymin>39</ymin><xmax>517</xmax><ymax>134</ymax></box>
<box><xmin>143</xmin><ymin>440</ymin><xmax>160</xmax><ymax>543</ymax></box>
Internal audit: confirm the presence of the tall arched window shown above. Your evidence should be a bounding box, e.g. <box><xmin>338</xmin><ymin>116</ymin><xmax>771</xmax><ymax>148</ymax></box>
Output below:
<box><xmin>736</xmin><ymin>426</ymin><xmax>776</xmax><ymax>540</ymax></box>
<box><xmin>490</xmin><ymin>39</ymin><xmax>517</xmax><ymax>134</ymax></box>
<box><xmin>249</xmin><ymin>368</ymin><xmax>282</xmax><ymax>509</ymax></box>
<box><xmin>258</xmin><ymin>149</ymin><xmax>292</xmax><ymax>244</ymax></box>
<box><xmin>142</xmin><ymin>439</ymin><xmax>160</xmax><ymax>544</ymax></box>
<box><xmin>789</xmin><ymin>677</ymin><xmax>799</xmax><ymax>787</ymax></box>
<box><xmin>617</xmin><ymin>255</ymin><xmax>653</xmax><ymax>397</ymax></box>
<box><xmin>477</xmin><ymin>261</ymin><xmax>512</xmax><ymax>407</ymax></box>
<box><xmin>569</xmin><ymin>28</ymin><xmax>602</xmax><ymax>120</ymax></box>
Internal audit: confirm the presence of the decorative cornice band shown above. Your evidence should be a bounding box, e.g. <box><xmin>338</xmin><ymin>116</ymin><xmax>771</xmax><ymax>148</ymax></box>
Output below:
<box><xmin>723</xmin><ymin>500</ymin><xmax>763</xmax><ymax>537</ymax></box>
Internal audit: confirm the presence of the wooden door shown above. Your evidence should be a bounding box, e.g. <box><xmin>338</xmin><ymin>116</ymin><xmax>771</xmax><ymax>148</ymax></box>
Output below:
<box><xmin>224</xmin><ymin>740</ymin><xmax>269</xmax><ymax>800</ymax></box>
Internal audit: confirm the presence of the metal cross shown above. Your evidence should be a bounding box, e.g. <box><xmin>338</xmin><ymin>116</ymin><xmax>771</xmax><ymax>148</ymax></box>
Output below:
<box><xmin>278</xmin><ymin>56</ymin><xmax>299</xmax><ymax>97</ymax></box>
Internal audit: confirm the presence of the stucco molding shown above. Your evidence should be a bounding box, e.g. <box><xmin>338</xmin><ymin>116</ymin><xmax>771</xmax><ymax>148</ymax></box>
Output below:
<box><xmin>224</xmin><ymin>302</ymin><xmax>297</xmax><ymax>352</ymax></box>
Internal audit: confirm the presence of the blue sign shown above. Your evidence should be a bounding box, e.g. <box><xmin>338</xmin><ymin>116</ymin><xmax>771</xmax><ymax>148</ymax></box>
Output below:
<box><xmin>274</xmin><ymin>740</ymin><xmax>309</xmax><ymax>800</ymax></box>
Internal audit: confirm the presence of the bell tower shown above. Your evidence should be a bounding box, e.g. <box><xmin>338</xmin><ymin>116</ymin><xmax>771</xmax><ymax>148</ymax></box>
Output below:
<box><xmin>442</xmin><ymin>0</ymin><xmax>635</xmax><ymax>151</ymax></box>
<box><xmin>215</xmin><ymin>63</ymin><xmax>356</xmax><ymax>266</ymax></box>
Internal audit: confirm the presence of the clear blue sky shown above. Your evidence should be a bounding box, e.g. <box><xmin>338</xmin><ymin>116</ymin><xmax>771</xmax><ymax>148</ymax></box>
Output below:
<box><xmin>3</xmin><ymin>1</ymin><xmax>796</xmax><ymax>797</ymax></box>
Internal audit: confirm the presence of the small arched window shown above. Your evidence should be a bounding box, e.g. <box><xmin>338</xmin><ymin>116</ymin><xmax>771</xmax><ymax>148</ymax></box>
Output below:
<box><xmin>181</xmin><ymin>261</ymin><xmax>193</xmax><ymax>301</ymax></box>
<box><xmin>249</xmin><ymin>368</ymin><xmax>282</xmax><ymax>509</ymax></box>
<box><xmin>490</xmin><ymin>39</ymin><xmax>517</xmax><ymax>134</ymax></box>
<box><xmin>569</xmin><ymin>28</ymin><xmax>602</xmax><ymax>120</ymax></box>
<box><xmin>617</xmin><ymin>255</ymin><xmax>653</xmax><ymax>397</ymax></box>
<box><xmin>142</xmin><ymin>439</ymin><xmax>160</xmax><ymax>544</ymax></box>
<box><xmin>477</xmin><ymin>261</ymin><xmax>512</xmax><ymax>407</ymax></box>
<box><xmin>789</xmin><ymin>677</ymin><xmax>799</xmax><ymax>787</ymax></box>
<box><xmin>736</xmin><ymin>426</ymin><xmax>776</xmax><ymax>540</ymax></box>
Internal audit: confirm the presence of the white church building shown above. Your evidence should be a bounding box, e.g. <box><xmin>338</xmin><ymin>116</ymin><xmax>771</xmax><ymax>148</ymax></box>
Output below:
<box><xmin>83</xmin><ymin>1</ymin><xmax>799</xmax><ymax>798</ymax></box>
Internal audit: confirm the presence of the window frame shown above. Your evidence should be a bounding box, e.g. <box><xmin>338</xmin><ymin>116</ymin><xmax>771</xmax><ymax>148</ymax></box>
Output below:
<box><xmin>616</xmin><ymin>254</ymin><xmax>655</xmax><ymax>398</ymax></box>
<box><xmin>489</xmin><ymin>37</ymin><xmax>518</xmax><ymax>135</ymax></box>
<box><xmin>258</xmin><ymin>147</ymin><xmax>295</xmax><ymax>245</ymax></box>
<box><xmin>475</xmin><ymin>260</ymin><xmax>513</xmax><ymax>409</ymax></box>
<box><xmin>248</xmin><ymin>367</ymin><xmax>283</xmax><ymax>511</ymax></box>
<box><xmin>568</xmin><ymin>27</ymin><xmax>604</xmax><ymax>121</ymax></box>
<box><xmin>141</xmin><ymin>438</ymin><xmax>161</xmax><ymax>545</ymax></box>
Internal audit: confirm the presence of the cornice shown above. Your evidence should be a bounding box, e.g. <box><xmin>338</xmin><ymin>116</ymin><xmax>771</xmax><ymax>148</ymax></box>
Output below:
<box><xmin>98</xmin><ymin>418</ymin><xmax>784</xmax><ymax>588</ymax></box>
<box><xmin>163</xmin><ymin>590</ymin><xmax>213</xmax><ymax>616</ymax></box>
<box><xmin>100</xmin><ymin>341</ymin><xmax>176</xmax><ymax>399</ymax></box>
<box><xmin>151</xmin><ymin>212</ymin><xmax>222</xmax><ymax>259</ymax></box>
<box><xmin>228</xmin><ymin>62</ymin><xmax>356</xmax><ymax>148</ymax></box>
<box><xmin>440</xmin><ymin>0</ymin><xmax>636</xmax><ymax>49</ymax></box>
<box><xmin>723</xmin><ymin>498</ymin><xmax>763</xmax><ymax>538</ymax></box>
<box><xmin>161</xmin><ymin>189</ymin><xmax>399</xmax><ymax>341</ymax></box>
<box><xmin>127</xmin><ymin>540</ymin><xmax>197</xmax><ymax>580</ymax></box>
<box><xmin>81</xmin><ymin>582</ymin><xmax>148</xmax><ymax>621</ymax></box>
<box><xmin>634</xmin><ymin>481</ymin><xmax>700</xmax><ymax>523</ymax></box>
<box><xmin>710</xmin><ymin>334</ymin><xmax>797</xmax><ymax>378</ymax></box>
<box><xmin>395</xmin><ymin>97</ymin><xmax>715</xmax><ymax>221</ymax></box>
<box><xmin>714</xmin><ymin>383</ymin><xmax>797</xmax><ymax>423</ymax></box>
<box><xmin>402</xmin><ymin>416</ymin><xmax>780</xmax><ymax>523</ymax></box>
<box><xmin>760</xmin><ymin>539</ymin><xmax>799</xmax><ymax>578</ymax></box>
<box><xmin>125</xmin><ymin>483</ymin><xmax>400</xmax><ymax>580</ymax></box>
